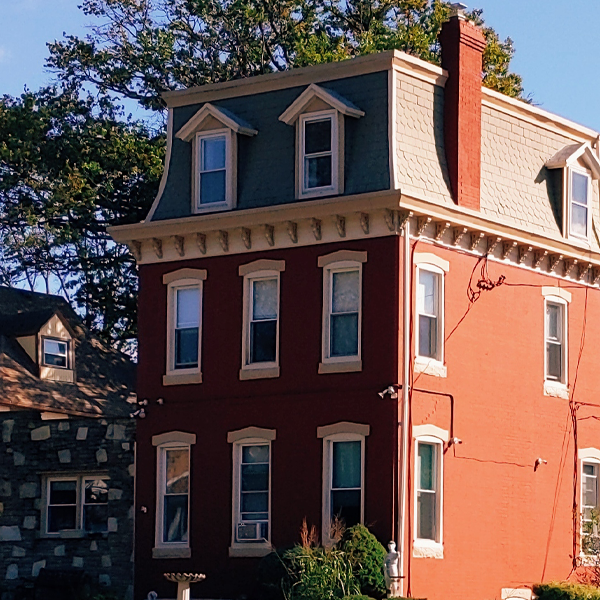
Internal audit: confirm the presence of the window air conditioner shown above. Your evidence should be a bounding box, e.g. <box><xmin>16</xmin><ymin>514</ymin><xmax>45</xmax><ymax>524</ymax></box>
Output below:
<box><xmin>237</xmin><ymin>521</ymin><xmax>267</xmax><ymax>541</ymax></box>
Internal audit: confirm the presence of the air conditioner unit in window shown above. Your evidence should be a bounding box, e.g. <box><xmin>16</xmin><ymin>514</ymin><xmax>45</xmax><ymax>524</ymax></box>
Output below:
<box><xmin>237</xmin><ymin>521</ymin><xmax>267</xmax><ymax>542</ymax></box>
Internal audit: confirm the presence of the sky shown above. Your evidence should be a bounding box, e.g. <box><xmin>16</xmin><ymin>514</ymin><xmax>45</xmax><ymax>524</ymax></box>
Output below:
<box><xmin>0</xmin><ymin>0</ymin><xmax>600</xmax><ymax>131</ymax></box>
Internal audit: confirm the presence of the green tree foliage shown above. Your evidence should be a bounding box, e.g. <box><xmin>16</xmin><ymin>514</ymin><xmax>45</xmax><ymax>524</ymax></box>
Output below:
<box><xmin>535</xmin><ymin>583</ymin><xmax>600</xmax><ymax>600</ymax></box>
<box><xmin>48</xmin><ymin>0</ymin><xmax>523</xmax><ymax>111</ymax></box>
<box><xmin>0</xmin><ymin>87</ymin><xmax>164</xmax><ymax>348</ymax></box>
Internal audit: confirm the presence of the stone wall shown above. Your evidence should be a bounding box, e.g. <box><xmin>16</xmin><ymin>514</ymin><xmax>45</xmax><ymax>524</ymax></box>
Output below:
<box><xmin>0</xmin><ymin>410</ymin><xmax>135</xmax><ymax>600</ymax></box>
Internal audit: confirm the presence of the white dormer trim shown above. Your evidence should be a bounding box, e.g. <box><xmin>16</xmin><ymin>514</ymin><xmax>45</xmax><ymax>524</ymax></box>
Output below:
<box><xmin>278</xmin><ymin>84</ymin><xmax>365</xmax><ymax>125</ymax></box>
<box><xmin>176</xmin><ymin>103</ymin><xmax>258</xmax><ymax>141</ymax></box>
<box><xmin>546</xmin><ymin>143</ymin><xmax>600</xmax><ymax>180</ymax></box>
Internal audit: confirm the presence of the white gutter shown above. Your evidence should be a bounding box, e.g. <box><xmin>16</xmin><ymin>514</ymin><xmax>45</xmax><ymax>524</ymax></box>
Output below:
<box><xmin>398</xmin><ymin>218</ymin><xmax>412</xmax><ymax>596</ymax></box>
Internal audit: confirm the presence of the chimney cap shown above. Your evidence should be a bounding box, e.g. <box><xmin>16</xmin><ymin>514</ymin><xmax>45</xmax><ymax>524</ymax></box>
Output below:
<box><xmin>449</xmin><ymin>2</ymin><xmax>468</xmax><ymax>19</ymax></box>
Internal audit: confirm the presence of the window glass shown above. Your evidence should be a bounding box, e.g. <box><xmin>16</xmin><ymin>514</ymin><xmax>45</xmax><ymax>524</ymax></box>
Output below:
<box><xmin>417</xmin><ymin>442</ymin><xmax>437</xmax><ymax>541</ymax></box>
<box><xmin>330</xmin><ymin>270</ymin><xmax>359</xmax><ymax>357</ymax></box>
<box><xmin>175</xmin><ymin>287</ymin><xmax>199</xmax><ymax>369</ymax></box>
<box><xmin>48</xmin><ymin>480</ymin><xmax>77</xmax><ymax>532</ymax></box>
<box><xmin>163</xmin><ymin>448</ymin><xmax>189</xmax><ymax>543</ymax></box>
<box><xmin>304</xmin><ymin>118</ymin><xmax>332</xmax><ymax>190</ymax></box>
<box><xmin>83</xmin><ymin>478</ymin><xmax>109</xmax><ymax>533</ymax></box>
<box><xmin>237</xmin><ymin>444</ymin><xmax>270</xmax><ymax>542</ymax></box>
<box><xmin>417</xmin><ymin>270</ymin><xmax>439</xmax><ymax>359</ymax></box>
<box><xmin>546</xmin><ymin>302</ymin><xmax>564</xmax><ymax>381</ymax></box>
<box><xmin>44</xmin><ymin>339</ymin><xmax>68</xmax><ymax>368</ymax></box>
<box><xmin>199</xmin><ymin>135</ymin><xmax>227</xmax><ymax>205</ymax></box>
<box><xmin>331</xmin><ymin>440</ymin><xmax>361</xmax><ymax>528</ymax></box>
<box><xmin>571</xmin><ymin>171</ymin><xmax>589</xmax><ymax>237</ymax></box>
<box><xmin>249</xmin><ymin>278</ymin><xmax>278</xmax><ymax>364</ymax></box>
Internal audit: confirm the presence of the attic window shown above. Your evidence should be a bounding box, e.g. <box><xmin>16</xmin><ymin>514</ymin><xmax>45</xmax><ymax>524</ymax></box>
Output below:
<box><xmin>43</xmin><ymin>338</ymin><xmax>69</xmax><ymax>369</ymax></box>
<box><xmin>569</xmin><ymin>169</ymin><xmax>590</xmax><ymax>238</ymax></box>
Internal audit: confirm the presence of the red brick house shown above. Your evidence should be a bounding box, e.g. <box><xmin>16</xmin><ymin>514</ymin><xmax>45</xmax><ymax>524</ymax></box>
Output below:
<box><xmin>110</xmin><ymin>6</ymin><xmax>600</xmax><ymax>599</ymax></box>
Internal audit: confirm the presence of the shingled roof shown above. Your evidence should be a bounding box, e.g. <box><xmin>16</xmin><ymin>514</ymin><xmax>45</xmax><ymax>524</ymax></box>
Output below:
<box><xmin>0</xmin><ymin>287</ymin><xmax>136</xmax><ymax>418</ymax></box>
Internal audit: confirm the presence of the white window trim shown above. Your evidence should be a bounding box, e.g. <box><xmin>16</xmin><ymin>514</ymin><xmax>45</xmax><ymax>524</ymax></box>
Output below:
<box><xmin>163</xmin><ymin>273</ymin><xmax>206</xmax><ymax>386</ymax></box>
<box><xmin>543</xmin><ymin>294</ymin><xmax>568</xmax><ymax>392</ymax></box>
<box><xmin>414</xmin><ymin>263</ymin><xmax>446</xmax><ymax>377</ymax></box>
<box><xmin>413</xmin><ymin>433</ymin><xmax>445</xmax><ymax>559</ymax></box>
<box><xmin>41</xmin><ymin>337</ymin><xmax>70</xmax><ymax>370</ymax></box>
<box><xmin>193</xmin><ymin>128</ymin><xmax>236</xmax><ymax>214</ymax></box>
<box><xmin>579</xmin><ymin>448</ymin><xmax>600</xmax><ymax>559</ymax></box>
<box><xmin>239</xmin><ymin>261</ymin><xmax>285</xmax><ymax>381</ymax></box>
<box><xmin>298</xmin><ymin>110</ymin><xmax>340</xmax><ymax>199</ymax></box>
<box><xmin>40</xmin><ymin>473</ymin><xmax>109</xmax><ymax>538</ymax></box>
<box><xmin>566</xmin><ymin>165</ymin><xmax>592</xmax><ymax>242</ymax></box>
<box><xmin>229</xmin><ymin>436</ymin><xmax>273</xmax><ymax>557</ymax></box>
<box><xmin>320</xmin><ymin>427</ymin><xmax>367</xmax><ymax>546</ymax></box>
<box><xmin>319</xmin><ymin>258</ymin><xmax>364</xmax><ymax>374</ymax></box>
<box><xmin>153</xmin><ymin>436</ymin><xmax>194</xmax><ymax>559</ymax></box>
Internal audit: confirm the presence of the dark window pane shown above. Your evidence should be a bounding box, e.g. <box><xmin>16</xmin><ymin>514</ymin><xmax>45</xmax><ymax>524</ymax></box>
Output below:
<box><xmin>50</xmin><ymin>481</ymin><xmax>77</xmax><ymax>505</ymax></box>
<box><xmin>175</xmin><ymin>327</ymin><xmax>198</xmax><ymax>368</ymax></box>
<box><xmin>418</xmin><ymin>314</ymin><xmax>437</xmax><ymax>358</ymax></box>
<box><xmin>571</xmin><ymin>203</ymin><xmax>588</xmax><ymax>237</ymax></box>
<box><xmin>84</xmin><ymin>479</ymin><xmax>108</xmax><ymax>504</ymax></box>
<box><xmin>331</xmin><ymin>313</ymin><xmax>359</xmax><ymax>357</ymax></box>
<box><xmin>164</xmin><ymin>494</ymin><xmax>188</xmax><ymax>543</ymax></box>
<box><xmin>305</xmin><ymin>156</ymin><xmax>332</xmax><ymax>189</ymax></box>
<box><xmin>200</xmin><ymin>170</ymin><xmax>226</xmax><ymax>204</ymax></box>
<box><xmin>418</xmin><ymin>443</ymin><xmax>435</xmax><ymax>491</ymax></box>
<box><xmin>202</xmin><ymin>137</ymin><xmax>226</xmax><ymax>171</ymax></box>
<box><xmin>546</xmin><ymin>343</ymin><xmax>562</xmax><ymax>380</ymax></box>
<box><xmin>84</xmin><ymin>504</ymin><xmax>108</xmax><ymax>533</ymax></box>
<box><xmin>332</xmin><ymin>441</ymin><xmax>361</xmax><ymax>489</ymax></box>
<box><xmin>242</xmin><ymin>512</ymin><xmax>269</xmax><ymax>521</ymax></box>
<box><xmin>48</xmin><ymin>506</ymin><xmax>76</xmax><ymax>532</ymax></box>
<box><xmin>304</xmin><ymin>119</ymin><xmax>331</xmax><ymax>154</ymax></box>
<box><xmin>242</xmin><ymin>445</ymin><xmax>269</xmax><ymax>464</ymax></box>
<box><xmin>417</xmin><ymin>491</ymin><xmax>436</xmax><ymax>540</ymax></box>
<box><xmin>331</xmin><ymin>489</ymin><xmax>361</xmax><ymax>528</ymax></box>
<box><xmin>250</xmin><ymin>320</ymin><xmax>277</xmax><ymax>363</ymax></box>
<box><xmin>241</xmin><ymin>464</ymin><xmax>269</xmax><ymax>492</ymax></box>
<box><xmin>241</xmin><ymin>491</ymin><xmax>269</xmax><ymax>514</ymax></box>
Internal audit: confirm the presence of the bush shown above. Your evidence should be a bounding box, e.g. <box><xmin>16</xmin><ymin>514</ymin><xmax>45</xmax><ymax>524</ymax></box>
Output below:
<box><xmin>535</xmin><ymin>583</ymin><xmax>600</xmax><ymax>600</ymax></box>
<box><xmin>340</xmin><ymin>525</ymin><xmax>387</xmax><ymax>599</ymax></box>
<box><xmin>256</xmin><ymin>550</ymin><xmax>293</xmax><ymax>600</ymax></box>
<box><xmin>342</xmin><ymin>596</ymin><xmax>376</xmax><ymax>600</ymax></box>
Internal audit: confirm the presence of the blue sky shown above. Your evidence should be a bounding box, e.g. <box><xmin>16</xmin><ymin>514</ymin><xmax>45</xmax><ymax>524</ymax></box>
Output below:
<box><xmin>1</xmin><ymin>0</ymin><xmax>599</xmax><ymax>131</ymax></box>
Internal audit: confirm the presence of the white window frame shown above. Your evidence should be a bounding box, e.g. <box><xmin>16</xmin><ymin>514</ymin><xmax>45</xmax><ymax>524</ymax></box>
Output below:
<box><xmin>566</xmin><ymin>165</ymin><xmax>592</xmax><ymax>241</ymax></box>
<box><xmin>194</xmin><ymin>129</ymin><xmax>235</xmax><ymax>214</ymax></box>
<box><xmin>299</xmin><ymin>110</ymin><xmax>339</xmax><ymax>199</ymax></box>
<box><xmin>579</xmin><ymin>448</ymin><xmax>600</xmax><ymax>558</ymax></box>
<box><xmin>544</xmin><ymin>296</ymin><xmax>568</xmax><ymax>386</ymax></box>
<box><xmin>163</xmin><ymin>269</ymin><xmax>207</xmax><ymax>386</ymax></box>
<box><xmin>239</xmin><ymin>260</ymin><xmax>285</xmax><ymax>381</ymax></box>
<box><xmin>414</xmin><ymin>261</ymin><xmax>446</xmax><ymax>377</ymax></box>
<box><xmin>413</xmin><ymin>426</ymin><xmax>446</xmax><ymax>559</ymax></box>
<box><xmin>152</xmin><ymin>431</ymin><xmax>196</xmax><ymax>559</ymax></box>
<box><xmin>318</xmin><ymin>251</ymin><xmax>367</xmax><ymax>374</ymax></box>
<box><xmin>41</xmin><ymin>473</ymin><xmax>109</xmax><ymax>537</ymax></box>
<box><xmin>318</xmin><ymin>423</ymin><xmax>369</xmax><ymax>546</ymax></box>
<box><xmin>41</xmin><ymin>337</ymin><xmax>70</xmax><ymax>370</ymax></box>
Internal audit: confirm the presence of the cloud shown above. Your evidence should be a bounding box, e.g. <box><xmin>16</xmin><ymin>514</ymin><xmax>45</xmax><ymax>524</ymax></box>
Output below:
<box><xmin>0</xmin><ymin>47</ymin><xmax>10</xmax><ymax>64</ymax></box>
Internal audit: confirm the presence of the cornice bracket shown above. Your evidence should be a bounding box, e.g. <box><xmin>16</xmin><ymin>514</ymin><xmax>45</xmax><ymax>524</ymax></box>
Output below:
<box><xmin>241</xmin><ymin>227</ymin><xmax>251</xmax><ymax>250</ymax></box>
<box><xmin>173</xmin><ymin>235</ymin><xmax>185</xmax><ymax>257</ymax></box>
<box><xmin>152</xmin><ymin>238</ymin><xmax>163</xmax><ymax>259</ymax></box>
<box><xmin>196</xmin><ymin>233</ymin><xmax>206</xmax><ymax>255</ymax></box>
<box><xmin>264</xmin><ymin>224</ymin><xmax>275</xmax><ymax>247</ymax></box>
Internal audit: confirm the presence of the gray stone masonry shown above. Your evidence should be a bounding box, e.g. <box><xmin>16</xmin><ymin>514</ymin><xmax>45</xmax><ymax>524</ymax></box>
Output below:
<box><xmin>0</xmin><ymin>411</ymin><xmax>135</xmax><ymax>600</ymax></box>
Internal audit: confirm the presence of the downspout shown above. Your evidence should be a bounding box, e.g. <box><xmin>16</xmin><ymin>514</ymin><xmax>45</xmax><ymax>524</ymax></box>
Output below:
<box><xmin>398</xmin><ymin>217</ymin><xmax>412</xmax><ymax>596</ymax></box>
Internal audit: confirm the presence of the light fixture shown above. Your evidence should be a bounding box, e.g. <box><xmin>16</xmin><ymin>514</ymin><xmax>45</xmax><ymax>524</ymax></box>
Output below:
<box><xmin>534</xmin><ymin>457</ymin><xmax>547</xmax><ymax>471</ymax></box>
<box><xmin>378</xmin><ymin>385</ymin><xmax>398</xmax><ymax>399</ymax></box>
<box><xmin>130</xmin><ymin>408</ymin><xmax>146</xmax><ymax>419</ymax></box>
<box><xmin>448</xmin><ymin>437</ymin><xmax>462</xmax><ymax>447</ymax></box>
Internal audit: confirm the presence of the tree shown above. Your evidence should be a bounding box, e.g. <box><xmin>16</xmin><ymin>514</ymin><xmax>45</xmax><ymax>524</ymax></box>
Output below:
<box><xmin>48</xmin><ymin>0</ymin><xmax>523</xmax><ymax>112</ymax></box>
<box><xmin>0</xmin><ymin>87</ymin><xmax>164</xmax><ymax>348</ymax></box>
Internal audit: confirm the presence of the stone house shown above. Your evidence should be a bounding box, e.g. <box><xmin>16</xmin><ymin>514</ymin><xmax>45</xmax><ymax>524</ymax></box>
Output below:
<box><xmin>0</xmin><ymin>286</ymin><xmax>136</xmax><ymax>600</ymax></box>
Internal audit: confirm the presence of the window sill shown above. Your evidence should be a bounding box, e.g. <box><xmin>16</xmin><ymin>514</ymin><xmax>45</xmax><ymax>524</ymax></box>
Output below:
<box><xmin>414</xmin><ymin>357</ymin><xmax>447</xmax><ymax>378</ymax></box>
<box><xmin>192</xmin><ymin>202</ymin><xmax>233</xmax><ymax>215</ymax></box>
<box><xmin>299</xmin><ymin>187</ymin><xmax>339</xmax><ymax>200</ymax></box>
<box><xmin>239</xmin><ymin>366</ymin><xmax>280</xmax><ymax>381</ymax></box>
<box><xmin>413</xmin><ymin>539</ymin><xmax>443</xmax><ymax>559</ymax></box>
<box><xmin>544</xmin><ymin>380</ymin><xmax>569</xmax><ymax>399</ymax></box>
<box><xmin>229</xmin><ymin>545</ymin><xmax>272</xmax><ymax>558</ymax></box>
<box><xmin>152</xmin><ymin>547</ymin><xmax>191</xmax><ymax>559</ymax></box>
<box><xmin>162</xmin><ymin>372</ymin><xmax>203</xmax><ymax>386</ymax></box>
<box><xmin>318</xmin><ymin>360</ymin><xmax>362</xmax><ymax>374</ymax></box>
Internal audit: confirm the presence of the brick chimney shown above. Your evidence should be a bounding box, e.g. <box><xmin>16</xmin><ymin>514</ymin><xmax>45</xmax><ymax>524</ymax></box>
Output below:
<box><xmin>439</xmin><ymin>5</ymin><xmax>486</xmax><ymax>211</ymax></box>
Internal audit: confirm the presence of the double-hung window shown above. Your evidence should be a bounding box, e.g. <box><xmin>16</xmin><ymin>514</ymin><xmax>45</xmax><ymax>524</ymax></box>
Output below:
<box><xmin>195</xmin><ymin>131</ymin><xmax>231</xmax><ymax>210</ymax></box>
<box><xmin>413</xmin><ymin>425</ymin><xmax>447</xmax><ymax>559</ymax></box>
<box><xmin>228</xmin><ymin>427</ymin><xmax>275</xmax><ymax>557</ymax></box>
<box><xmin>153</xmin><ymin>431</ymin><xmax>196</xmax><ymax>559</ymax></box>
<box><xmin>545</xmin><ymin>300</ymin><xmax>567</xmax><ymax>384</ymax></box>
<box><xmin>43</xmin><ymin>475</ymin><xmax>109</xmax><ymax>535</ymax></box>
<box><xmin>569</xmin><ymin>168</ymin><xmax>591</xmax><ymax>240</ymax></box>
<box><xmin>318</xmin><ymin>251</ymin><xmax>367</xmax><ymax>374</ymax></box>
<box><xmin>42</xmin><ymin>338</ymin><xmax>69</xmax><ymax>369</ymax></box>
<box><xmin>579</xmin><ymin>449</ymin><xmax>600</xmax><ymax>556</ymax></box>
<box><xmin>163</xmin><ymin>269</ymin><xmax>207</xmax><ymax>386</ymax></box>
<box><xmin>318</xmin><ymin>422</ymin><xmax>369</xmax><ymax>544</ymax></box>
<box><xmin>300</xmin><ymin>111</ymin><xmax>337</xmax><ymax>196</ymax></box>
<box><xmin>239</xmin><ymin>260</ymin><xmax>284</xmax><ymax>380</ymax></box>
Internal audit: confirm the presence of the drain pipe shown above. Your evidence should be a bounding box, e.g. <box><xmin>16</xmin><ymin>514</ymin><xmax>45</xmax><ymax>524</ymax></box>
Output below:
<box><xmin>397</xmin><ymin>217</ymin><xmax>412</xmax><ymax>597</ymax></box>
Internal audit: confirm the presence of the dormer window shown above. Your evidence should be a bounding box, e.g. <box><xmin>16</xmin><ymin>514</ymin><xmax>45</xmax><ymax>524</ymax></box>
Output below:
<box><xmin>546</xmin><ymin>142</ymin><xmax>600</xmax><ymax>243</ymax></box>
<box><xmin>175</xmin><ymin>103</ymin><xmax>257</xmax><ymax>214</ymax></box>
<box><xmin>43</xmin><ymin>338</ymin><xmax>69</xmax><ymax>369</ymax></box>
<box><xmin>279</xmin><ymin>84</ymin><xmax>364</xmax><ymax>200</ymax></box>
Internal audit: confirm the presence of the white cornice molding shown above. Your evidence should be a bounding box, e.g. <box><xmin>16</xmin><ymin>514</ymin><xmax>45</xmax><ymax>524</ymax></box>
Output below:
<box><xmin>542</xmin><ymin>286</ymin><xmax>572</xmax><ymax>303</ymax></box>
<box><xmin>238</xmin><ymin>259</ymin><xmax>285</xmax><ymax>276</ymax></box>
<box><xmin>317</xmin><ymin>422</ymin><xmax>370</xmax><ymax>438</ymax></box>
<box><xmin>227</xmin><ymin>426</ymin><xmax>276</xmax><ymax>443</ymax></box>
<box><xmin>318</xmin><ymin>250</ymin><xmax>367</xmax><ymax>267</ymax></box>
<box><xmin>162</xmin><ymin>268</ymin><xmax>207</xmax><ymax>284</ymax></box>
<box><xmin>413</xmin><ymin>424</ymin><xmax>449</xmax><ymax>443</ymax></box>
<box><xmin>152</xmin><ymin>431</ymin><xmax>197</xmax><ymax>446</ymax></box>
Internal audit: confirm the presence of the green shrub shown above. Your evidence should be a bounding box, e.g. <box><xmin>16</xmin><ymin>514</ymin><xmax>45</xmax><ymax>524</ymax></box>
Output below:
<box><xmin>342</xmin><ymin>596</ymin><xmax>376</xmax><ymax>600</ymax></box>
<box><xmin>340</xmin><ymin>525</ymin><xmax>387</xmax><ymax>599</ymax></box>
<box><xmin>535</xmin><ymin>582</ymin><xmax>600</xmax><ymax>600</ymax></box>
<box><xmin>257</xmin><ymin>550</ymin><xmax>293</xmax><ymax>600</ymax></box>
<box><xmin>283</xmin><ymin>545</ymin><xmax>360</xmax><ymax>600</ymax></box>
